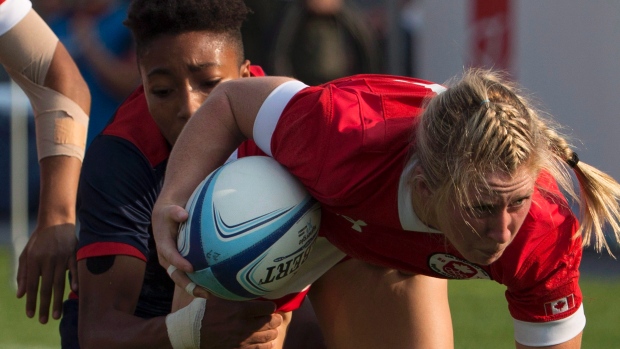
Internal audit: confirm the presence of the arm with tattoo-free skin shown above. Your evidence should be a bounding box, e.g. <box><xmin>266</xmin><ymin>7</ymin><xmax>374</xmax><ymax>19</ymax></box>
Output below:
<box><xmin>17</xmin><ymin>153</ymin><xmax>82</xmax><ymax>323</ymax></box>
<box><xmin>1</xmin><ymin>7</ymin><xmax>91</xmax><ymax>323</ymax></box>
<box><xmin>78</xmin><ymin>255</ymin><xmax>282</xmax><ymax>349</ymax></box>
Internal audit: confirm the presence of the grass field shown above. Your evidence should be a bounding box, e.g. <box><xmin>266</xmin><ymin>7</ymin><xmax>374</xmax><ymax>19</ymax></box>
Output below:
<box><xmin>448</xmin><ymin>278</ymin><xmax>620</xmax><ymax>348</ymax></box>
<box><xmin>1</xmin><ymin>245</ymin><xmax>619</xmax><ymax>348</ymax></box>
<box><xmin>0</xmin><ymin>246</ymin><xmax>62</xmax><ymax>349</ymax></box>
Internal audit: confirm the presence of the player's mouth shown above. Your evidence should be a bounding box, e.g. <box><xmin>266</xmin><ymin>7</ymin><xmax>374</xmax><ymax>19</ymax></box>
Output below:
<box><xmin>474</xmin><ymin>248</ymin><xmax>504</xmax><ymax>265</ymax></box>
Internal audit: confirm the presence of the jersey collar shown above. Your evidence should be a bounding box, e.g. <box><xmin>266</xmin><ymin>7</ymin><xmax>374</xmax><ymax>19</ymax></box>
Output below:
<box><xmin>398</xmin><ymin>161</ymin><xmax>442</xmax><ymax>234</ymax></box>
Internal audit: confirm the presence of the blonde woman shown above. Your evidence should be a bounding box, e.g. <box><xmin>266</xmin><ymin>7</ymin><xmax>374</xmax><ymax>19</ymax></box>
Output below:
<box><xmin>153</xmin><ymin>69</ymin><xmax>620</xmax><ymax>348</ymax></box>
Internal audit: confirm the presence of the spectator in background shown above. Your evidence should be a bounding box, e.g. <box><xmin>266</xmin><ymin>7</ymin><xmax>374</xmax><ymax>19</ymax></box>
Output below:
<box><xmin>39</xmin><ymin>0</ymin><xmax>139</xmax><ymax>146</ymax></box>
<box><xmin>271</xmin><ymin>0</ymin><xmax>380</xmax><ymax>85</ymax></box>
<box><xmin>344</xmin><ymin>0</ymin><xmax>422</xmax><ymax>76</ymax></box>
<box><xmin>240</xmin><ymin>0</ymin><xmax>287</xmax><ymax>70</ymax></box>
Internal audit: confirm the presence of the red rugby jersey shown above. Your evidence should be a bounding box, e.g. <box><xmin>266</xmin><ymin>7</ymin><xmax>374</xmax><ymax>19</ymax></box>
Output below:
<box><xmin>250</xmin><ymin>74</ymin><xmax>584</xmax><ymax>346</ymax></box>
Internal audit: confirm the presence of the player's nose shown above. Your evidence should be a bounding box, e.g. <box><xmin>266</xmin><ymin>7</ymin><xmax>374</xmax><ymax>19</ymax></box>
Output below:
<box><xmin>178</xmin><ymin>87</ymin><xmax>204</xmax><ymax>119</ymax></box>
<box><xmin>484</xmin><ymin>210</ymin><xmax>512</xmax><ymax>244</ymax></box>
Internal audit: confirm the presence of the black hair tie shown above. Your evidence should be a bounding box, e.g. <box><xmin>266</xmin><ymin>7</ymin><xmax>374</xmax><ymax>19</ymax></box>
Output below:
<box><xmin>566</xmin><ymin>152</ymin><xmax>579</xmax><ymax>168</ymax></box>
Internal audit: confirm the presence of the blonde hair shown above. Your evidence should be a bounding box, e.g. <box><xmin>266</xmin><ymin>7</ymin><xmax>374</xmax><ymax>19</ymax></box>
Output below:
<box><xmin>411</xmin><ymin>68</ymin><xmax>620</xmax><ymax>255</ymax></box>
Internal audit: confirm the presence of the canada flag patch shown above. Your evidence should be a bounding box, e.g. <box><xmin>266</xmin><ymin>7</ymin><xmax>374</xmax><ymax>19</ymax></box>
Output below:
<box><xmin>544</xmin><ymin>294</ymin><xmax>575</xmax><ymax>315</ymax></box>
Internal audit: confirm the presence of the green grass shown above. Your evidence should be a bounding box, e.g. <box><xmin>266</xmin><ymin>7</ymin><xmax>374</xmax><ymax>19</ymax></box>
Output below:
<box><xmin>0</xmin><ymin>246</ymin><xmax>62</xmax><ymax>348</ymax></box>
<box><xmin>449</xmin><ymin>280</ymin><xmax>513</xmax><ymax>348</ymax></box>
<box><xmin>449</xmin><ymin>278</ymin><xmax>620</xmax><ymax>348</ymax></box>
<box><xmin>1</xmin><ymin>245</ymin><xmax>619</xmax><ymax>348</ymax></box>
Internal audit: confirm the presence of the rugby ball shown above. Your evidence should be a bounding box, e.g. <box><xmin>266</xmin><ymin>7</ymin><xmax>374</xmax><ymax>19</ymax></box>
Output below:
<box><xmin>177</xmin><ymin>156</ymin><xmax>321</xmax><ymax>300</ymax></box>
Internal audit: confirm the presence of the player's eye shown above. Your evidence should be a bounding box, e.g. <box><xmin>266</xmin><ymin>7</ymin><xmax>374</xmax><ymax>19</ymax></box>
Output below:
<box><xmin>466</xmin><ymin>204</ymin><xmax>495</xmax><ymax>218</ymax></box>
<box><xmin>509</xmin><ymin>195</ymin><xmax>530</xmax><ymax>209</ymax></box>
<box><xmin>151</xmin><ymin>87</ymin><xmax>173</xmax><ymax>98</ymax></box>
<box><xmin>201</xmin><ymin>79</ymin><xmax>222</xmax><ymax>90</ymax></box>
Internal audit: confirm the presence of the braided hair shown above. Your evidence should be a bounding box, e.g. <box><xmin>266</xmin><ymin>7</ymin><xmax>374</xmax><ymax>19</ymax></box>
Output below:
<box><xmin>411</xmin><ymin>68</ymin><xmax>620</xmax><ymax>255</ymax></box>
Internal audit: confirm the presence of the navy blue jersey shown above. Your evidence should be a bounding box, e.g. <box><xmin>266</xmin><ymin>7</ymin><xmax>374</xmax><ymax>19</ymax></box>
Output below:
<box><xmin>76</xmin><ymin>85</ymin><xmax>174</xmax><ymax>317</ymax></box>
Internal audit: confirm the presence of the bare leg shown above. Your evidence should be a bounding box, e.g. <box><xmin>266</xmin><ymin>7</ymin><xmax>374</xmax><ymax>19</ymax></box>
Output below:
<box><xmin>309</xmin><ymin>259</ymin><xmax>453</xmax><ymax>349</ymax></box>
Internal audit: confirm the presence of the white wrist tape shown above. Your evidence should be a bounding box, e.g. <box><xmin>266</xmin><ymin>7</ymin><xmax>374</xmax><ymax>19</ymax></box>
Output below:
<box><xmin>165</xmin><ymin>297</ymin><xmax>207</xmax><ymax>349</ymax></box>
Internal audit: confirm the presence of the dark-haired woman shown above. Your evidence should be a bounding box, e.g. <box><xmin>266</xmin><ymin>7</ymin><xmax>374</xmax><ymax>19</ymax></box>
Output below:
<box><xmin>60</xmin><ymin>0</ymin><xmax>316</xmax><ymax>348</ymax></box>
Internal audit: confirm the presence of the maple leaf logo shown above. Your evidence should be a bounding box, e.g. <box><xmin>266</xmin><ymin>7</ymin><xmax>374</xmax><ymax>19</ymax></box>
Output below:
<box><xmin>453</xmin><ymin>263</ymin><xmax>473</xmax><ymax>274</ymax></box>
<box><xmin>544</xmin><ymin>295</ymin><xmax>575</xmax><ymax>315</ymax></box>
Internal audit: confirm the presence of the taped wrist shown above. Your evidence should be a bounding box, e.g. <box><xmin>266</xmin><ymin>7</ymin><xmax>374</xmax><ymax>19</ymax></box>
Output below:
<box><xmin>165</xmin><ymin>297</ymin><xmax>206</xmax><ymax>349</ymax></box>
<box><xmin>34</xmin><ymin>107</ymin><xmax>88</xmax><ymax>161</ymax></box>
<box><xmin>7</xmin><ymin>69</ymin><xmax>89</xmax><ymax>161</ymax></box>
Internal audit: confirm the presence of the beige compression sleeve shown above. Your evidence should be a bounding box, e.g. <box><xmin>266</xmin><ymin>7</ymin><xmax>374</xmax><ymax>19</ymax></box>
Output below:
<box><xmin>0</xmin><ymin>9</ymin><xmax>88</xmax><ymax>161</ymax></box>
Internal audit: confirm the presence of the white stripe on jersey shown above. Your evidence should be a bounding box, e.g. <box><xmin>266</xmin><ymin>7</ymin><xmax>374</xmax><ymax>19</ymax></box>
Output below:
<box><xmin>391</xmin><ymin>79</ymin><xmax>447</xmax><ymax>94</ymax></box>
<box><xmin>0</xmin><ymin>0</ymin><xmax>31</xmax><ymax>36</ymax></box>
<box><xmin>254</xmin><ymin>80</ymin><xmax>308</xmax><ymax>156</ymax></box>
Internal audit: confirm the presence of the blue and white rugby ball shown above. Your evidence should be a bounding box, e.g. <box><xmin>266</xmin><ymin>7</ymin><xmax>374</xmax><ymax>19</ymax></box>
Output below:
<box><xmin>177</xmin><ymin>156</ymin><xmax>321</xmax><ymax>300</ymax></box>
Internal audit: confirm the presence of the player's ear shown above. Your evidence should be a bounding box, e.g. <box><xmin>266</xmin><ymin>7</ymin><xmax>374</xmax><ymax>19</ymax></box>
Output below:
<box><xmin>239</xmin><ymin>59</ymin><xmax>251</xmax><ymax>78</ymax></box>
<box><xmin>411</xmin><ymin>166</ymin><xmax>434</xmax><ymax>206</ymax></box>
<box><xmin>410</xmin><ymin>166</ymin><xmax>439</xmax><ymax>228</ymax></box>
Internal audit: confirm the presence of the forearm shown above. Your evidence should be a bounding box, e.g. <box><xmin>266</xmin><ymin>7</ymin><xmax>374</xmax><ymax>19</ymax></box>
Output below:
<box><xmin>37</xmin><ymin>156</ymin><xmax>81</xmax><ymax>225</ymax></box>
<box><xmin>78</xmin><ymin>257</ymin><xmax>173</xmax><ymax>349</ymax></box>
<box><xmin>80</xmin><ymin>311</ymin><xmax>172</xmax><ymax>349</ymax></box>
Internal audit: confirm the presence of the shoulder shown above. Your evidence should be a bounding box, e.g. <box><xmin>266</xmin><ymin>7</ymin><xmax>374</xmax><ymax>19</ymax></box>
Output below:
<box><xmin>323</xmin><ymin>74</ymin><xmax>445</xmax><ymax>94</ymax></box>
<box><xmin>81</xmin><ymin>107</ymin><xmax>167</xmax><ymax>199</ymax></box>
<box><xmin>528</xmin><ymin>172</ymin><xmax>578</xmax><ymax>235</ymax></box>
<box><xmin>284</xmin><ymin>74</ymin><xmax>444</xmax><ymax>124</ymax></box>
<box><xmin>81</xmin><ymin>135</ymin><xmax>163</xmax><ymax>197</ymax></box>
<box><xmin>101</xmin><ymin>86</ymin><xmax>170</xmax><ymax>167</ymax></box>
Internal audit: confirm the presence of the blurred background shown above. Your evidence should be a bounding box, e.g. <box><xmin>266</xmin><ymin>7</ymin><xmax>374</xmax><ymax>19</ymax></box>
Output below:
<box><xmin>4</xmin><ymin>0</ymin><xmax>620</xmax><ymax>224</ymax></box>
<box><xmin>1</xmin><ymin>0</ymin><xmax>619</xmax><ymax>347</ymax></box>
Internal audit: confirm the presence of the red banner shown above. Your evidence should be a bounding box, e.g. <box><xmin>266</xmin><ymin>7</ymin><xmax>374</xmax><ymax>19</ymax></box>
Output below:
<box><xmin>470</xmin><ymin>0</ymin><xmax>513</xmax><ymax>72</ymax></box>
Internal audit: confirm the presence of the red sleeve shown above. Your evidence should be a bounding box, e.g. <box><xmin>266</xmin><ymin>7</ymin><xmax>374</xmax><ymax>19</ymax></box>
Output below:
<box><xmin>261</xmin><ymin>289</ymin><xmax>310</xmax><ymax>313</ymax></box>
